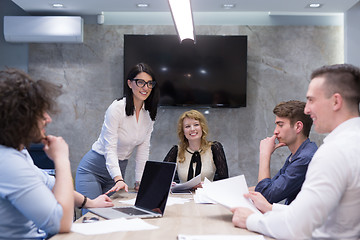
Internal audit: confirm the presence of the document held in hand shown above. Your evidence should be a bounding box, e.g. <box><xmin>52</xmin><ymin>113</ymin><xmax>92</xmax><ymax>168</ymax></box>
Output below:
<box><xmin>202</xmin><ymin>175</ymin><xmax>262</xmax><ymax>214</ymax></box>
<box><xmin>171</xmin><ymin>174</ymin><xmax>201</xmax><ymax>193</ymax></box>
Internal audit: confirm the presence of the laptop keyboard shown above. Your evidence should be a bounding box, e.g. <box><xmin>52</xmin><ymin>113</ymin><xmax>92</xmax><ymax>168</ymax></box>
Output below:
<box><xmin>114</xmin><ymin>207</ymin><xmax>151</xmax><ymax>216</ymax></box>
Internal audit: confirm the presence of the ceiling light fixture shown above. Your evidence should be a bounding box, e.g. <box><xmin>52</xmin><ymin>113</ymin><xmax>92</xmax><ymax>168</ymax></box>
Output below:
<box><xmin>222</xmin><ymin>4</ymin><xmax>235</xmax><ymax>9</ymax></box>
<box><xmin>137</xmin><ymin>3</ymin><xmax>149</xmax><ymax>8</ymax></box>
<box><xmin>168</xmin><ymin>0</ymin><xmax>195</xmax><ymax>42</ymax></box>
<box><xmin>52</xmin><ymin>3</ymin><xmax>64</xmax><ymax>8</ymax></box>
<box><xmin>308</xmin><ymin>3</ymin><xmax>322</xmax><ymax>8</ymax></box>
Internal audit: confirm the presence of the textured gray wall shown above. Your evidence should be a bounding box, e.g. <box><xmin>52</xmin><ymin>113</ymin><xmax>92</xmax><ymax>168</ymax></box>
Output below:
<box><xmin>28</xmin><ymin>24</ymin><xmax>343</xmax><ymax>187</ymax></box>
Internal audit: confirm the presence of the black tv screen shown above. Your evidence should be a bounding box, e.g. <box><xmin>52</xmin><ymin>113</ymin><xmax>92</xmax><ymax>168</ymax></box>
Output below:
<box><xmin>124</xmin><ymin>34</ymin><xmax>247</xmax><ymax>108</ymax></box>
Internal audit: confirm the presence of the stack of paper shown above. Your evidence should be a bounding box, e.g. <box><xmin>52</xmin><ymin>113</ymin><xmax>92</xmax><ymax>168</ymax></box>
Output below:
<box><xmin>193</xmin><ymin>178</ymin><xmax>215</xmax><ymax>204</ymax></box>
<box><xmin>196</xmin><ymin>175</ymin><xmax>262</xmax><ymax>214</ymax></box>
<box><xmin>193</xmin><ymin>187</ymin><xmax>216</xmax><ymax>204</ymax></box>
<box><xmin>171</xmin><ymin>174</ymin><xmax>201</xmax><ymax>193</ymax></box>
<box><xmin>71</xmin><ymin>218</ymin><xmax>158</xmax><ymax>235</ymax></box>
<box><xmin>178</xmin><ymin>234</ymin><xmax>265</xmax><ymax>240</ymax></box>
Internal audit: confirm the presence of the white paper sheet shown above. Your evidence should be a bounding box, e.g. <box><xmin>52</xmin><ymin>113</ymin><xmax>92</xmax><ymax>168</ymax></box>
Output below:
<box><xmin>167</xmin><ymin>197</ymin><xmax>192</xmax><ymax>205</ymax></box>
<box><xmin>193</xmin><ymin>178</ymin><xmax>216</xmax><ymax>204</ymax></box>
<box><xmin>71</xmin><ymin>218</ymin><xmax>158</xmax><ymax>235</ymax></box>
<box><xmin>193</xmin><ymin>188</ymin><xmax>216</xmax><ymax>204</ymax></box>
<box><xmin>178</xmin><ymin>234</ymin><xmax>265</xmax><ymax>240</ymax></box>
<box><xmin>119</xmin><ymin>196</ymin><xmax>191</xmax><ymax>206</ymax></box>
<box><xmin>171</xmin><ymin>174</ymin><xmax>201</xmax><ymax>192</ymax></box>
<box><xmin>202</xmin><ymin>175</ymin><xmax>261</xmax><ymax>214</ymax></box>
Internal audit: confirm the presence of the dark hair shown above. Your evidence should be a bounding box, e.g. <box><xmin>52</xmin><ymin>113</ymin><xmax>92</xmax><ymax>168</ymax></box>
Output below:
<box><xmin>273</xmin><ymin>100</ymin><xmax>313</xmax><ymax>138</ymax></box>
<box><xmin>0</xmin><ymin>68</ymin><xmax>62</xmax><ymax>149</ymax></box>
<box><xmin>124</xmin><ymin>63</ymin><xmax>160</xmax><ymax>121</ymax></box>
<box><xmin>311</xmin><ymin>64</ymin><xmax>360</xmax><ymax>111</ymax></box>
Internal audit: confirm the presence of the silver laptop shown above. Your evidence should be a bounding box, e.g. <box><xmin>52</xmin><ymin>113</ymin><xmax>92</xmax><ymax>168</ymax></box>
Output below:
<box><xmin>89</xmin><ymin>161</ymin><xmax>176</xmax><ymax>219</ymax></box>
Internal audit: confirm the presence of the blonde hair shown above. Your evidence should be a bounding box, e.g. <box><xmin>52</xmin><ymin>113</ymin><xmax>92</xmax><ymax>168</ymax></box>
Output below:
<box><xmin>177</xmin><ymin>110</ymin><xmax>212</xmax><ymax>163</ymax></box>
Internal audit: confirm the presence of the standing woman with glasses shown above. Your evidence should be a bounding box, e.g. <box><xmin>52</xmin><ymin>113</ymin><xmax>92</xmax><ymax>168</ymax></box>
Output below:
<box><xmin>76</xmin><ymin>63</ymin><xmax>159</xmax><ymax>209</ymax></box>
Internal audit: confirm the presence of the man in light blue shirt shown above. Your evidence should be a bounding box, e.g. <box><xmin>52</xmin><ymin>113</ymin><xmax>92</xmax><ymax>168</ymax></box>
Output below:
<box><xmin>0</xmin><ymin>69</ymin><xmax>114</xmax><ymax>239</ymax></box>
<box><xmin>0</xmin><ymin>146</ymin><xmax>64</xmax><ymax>239</ymax></box>
<box><xmin>0</xmin><ymin>68</ymin><xmax>73</xmax><ymax>239</ymax></box>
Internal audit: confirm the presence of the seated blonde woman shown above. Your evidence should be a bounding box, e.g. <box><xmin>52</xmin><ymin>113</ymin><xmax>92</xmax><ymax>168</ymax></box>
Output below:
<box><xmin>164</xmin><ymin>110</ymin><xmax>229</xmax><ymax>186</ymax></box>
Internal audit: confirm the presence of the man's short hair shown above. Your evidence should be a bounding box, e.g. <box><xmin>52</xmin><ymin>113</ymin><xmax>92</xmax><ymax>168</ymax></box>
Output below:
<box><xmin>273</xmin><ymin>100</ymin><xmax>313</xmax><ymax>137</ymax></box>
<box><xmin>311</xmin><ymin>64</ymin><xmax>360</xmax><ymax>111</ymax></box>
<box><xmin>0</xmin><ymin>68</ymin><xmax>62</xmax><ymax>149</ymax></box>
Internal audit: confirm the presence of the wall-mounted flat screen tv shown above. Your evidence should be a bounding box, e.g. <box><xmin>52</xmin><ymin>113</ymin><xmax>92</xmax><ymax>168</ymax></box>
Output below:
<box><xmin>124</xmin><ymin>34</ymin><xmax>247</xmax><ymax>108</ymax></box>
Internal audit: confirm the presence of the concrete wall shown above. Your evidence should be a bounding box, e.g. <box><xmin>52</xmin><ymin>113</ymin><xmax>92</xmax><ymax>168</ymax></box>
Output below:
<box><xmin>28</xmin><ymin>24</ymin><xmax>342</xmax><ymax>187</ymax></box>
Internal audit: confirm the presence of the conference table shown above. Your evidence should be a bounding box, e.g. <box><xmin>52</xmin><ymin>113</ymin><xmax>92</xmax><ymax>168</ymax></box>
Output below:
<box><xmin>50</xmin><ymin>191</ymin><xmax>273</xmax><ymax>240</ymax></box>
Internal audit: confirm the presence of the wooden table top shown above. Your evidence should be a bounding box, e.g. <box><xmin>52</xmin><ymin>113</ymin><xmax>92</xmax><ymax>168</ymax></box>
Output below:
<box><xmin>50</xmin><ymin>191</ymin><xmax>272</xmax><ymax>240</ymax></box>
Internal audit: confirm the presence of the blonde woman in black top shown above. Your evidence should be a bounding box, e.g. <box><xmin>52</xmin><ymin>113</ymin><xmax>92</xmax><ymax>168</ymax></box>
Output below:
<box><xmin>164</xmin><ymin>110</ymin><xmax>229</xmax><ymax>187</ymax></box>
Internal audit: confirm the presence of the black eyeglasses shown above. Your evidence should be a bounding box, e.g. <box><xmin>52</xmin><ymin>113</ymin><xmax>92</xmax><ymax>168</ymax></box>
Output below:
<box><xmin>131</xmin><ymin>79</ymin><xmax>156</xmax><ymax>89</ymax></box>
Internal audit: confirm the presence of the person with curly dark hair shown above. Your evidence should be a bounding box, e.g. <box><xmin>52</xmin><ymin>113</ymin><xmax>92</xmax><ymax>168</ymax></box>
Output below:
<box><xmin>76</xmin><ymin>63</ymin><xmax>160</xmax><ymax>208</ymax></box>
<box><xmin>0</xmin><ymin>69</ymin><xmax>114</xmax><ymax>239</ymax></box>
<box><xmin>0</xmin><ymin>68</ymin><xmax>73</xmax><ymax>239</ymax></box>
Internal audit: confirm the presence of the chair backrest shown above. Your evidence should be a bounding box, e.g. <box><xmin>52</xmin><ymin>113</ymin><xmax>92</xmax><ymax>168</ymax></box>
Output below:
<box><xmin>28</xmin><ymin>143</ymin><xmax>54</xmax><ymax>170</ymax></box>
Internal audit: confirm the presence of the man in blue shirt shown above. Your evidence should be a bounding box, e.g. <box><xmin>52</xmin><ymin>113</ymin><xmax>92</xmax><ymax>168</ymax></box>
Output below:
<box><xmin>0</xmin><ymin>69</ymin><xmax>114</xmax><ymax>239</ymax></box>
<box><xmin>251</xmin><ymin>100</ymin><xmax>317</xmax><ymax>204</ymax></box>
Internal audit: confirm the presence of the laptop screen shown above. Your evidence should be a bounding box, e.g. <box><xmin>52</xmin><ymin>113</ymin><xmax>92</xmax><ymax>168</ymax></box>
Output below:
<box><xmin>135</xmin><ymin>161</ymin><xmax>176</xmax><ymax>214</ymax></box>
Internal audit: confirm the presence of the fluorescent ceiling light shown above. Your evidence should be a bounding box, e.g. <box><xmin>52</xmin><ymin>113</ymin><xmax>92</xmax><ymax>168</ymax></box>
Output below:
<box><xmin>168</xmin><ymin>0</ymin><xmax>195</xmax><ymax>42</ymax></box>
<box><xmin>223</xmin><ymin>4</ymin><xmax>236</xmax><ymax>9</ymax></box>
<box><xmin>137</xmin><ymin>3</ymin><xmax>149</xmax><ymax>8</ymax></box>
<box><xmin>308</xmin><ymin>3</ymin><xmax>322</xmax><ymax>8</ymax></box>
<box><xmin>52</xmin><ymin>3</ymin><xmax>64</xmax><ymax>8</ymax></box>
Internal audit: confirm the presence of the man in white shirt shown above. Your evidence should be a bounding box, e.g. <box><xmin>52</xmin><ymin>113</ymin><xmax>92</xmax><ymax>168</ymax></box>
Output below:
<box><xmin>231</xmin><ymin>63</ymin><xmax>360</xmax><ymax>239</ymax></box>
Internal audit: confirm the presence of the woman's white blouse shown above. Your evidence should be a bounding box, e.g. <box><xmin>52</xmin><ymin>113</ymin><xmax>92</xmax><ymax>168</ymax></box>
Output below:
<box><xmin>92</xmin><ymin>98</ymin><xmax>154</xmax><ymax>181</ymax></box>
